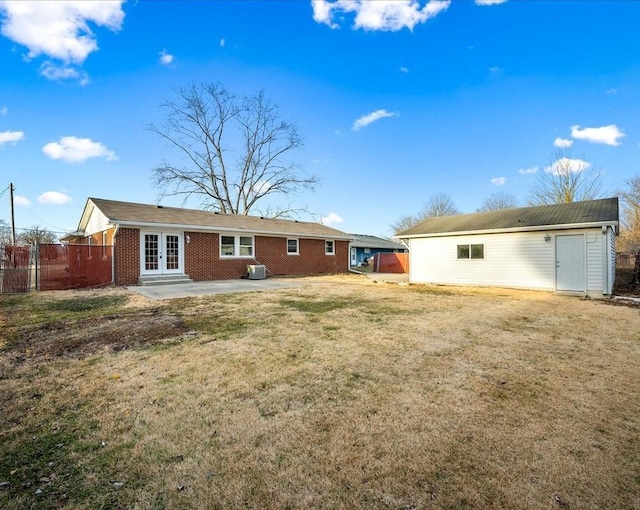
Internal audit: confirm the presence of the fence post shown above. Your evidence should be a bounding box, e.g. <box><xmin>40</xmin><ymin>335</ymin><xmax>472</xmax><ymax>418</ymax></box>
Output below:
<box><xmin>35</xmin><ymin>243</ymin><xmax>39</xmax><ymax>291</ymax></box>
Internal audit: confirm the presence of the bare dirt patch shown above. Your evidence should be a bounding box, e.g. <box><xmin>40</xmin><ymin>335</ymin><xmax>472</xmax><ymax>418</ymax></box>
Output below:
<box><xmin>6</xmin><ymin>312</ymin><xmax>192</xmax><ymax>363</ymax></box>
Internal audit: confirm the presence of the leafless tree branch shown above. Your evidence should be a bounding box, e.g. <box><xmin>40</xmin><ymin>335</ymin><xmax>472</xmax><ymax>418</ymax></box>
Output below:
<box><xmin>148</xmin><ymin>83</ymin><xmax>318</xmax><ymax>217</ymax></box>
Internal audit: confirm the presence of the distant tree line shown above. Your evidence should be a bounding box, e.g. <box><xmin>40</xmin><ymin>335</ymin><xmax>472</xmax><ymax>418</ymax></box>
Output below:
<box><xmin>390</xmin><ymin>149</ymin><xmax>617</xmax><ymax>235</ymax></box>
<box><xmin>0</xmin><ymin>222</ymin><xmax>57</xmax><ymax>245</ymax></box>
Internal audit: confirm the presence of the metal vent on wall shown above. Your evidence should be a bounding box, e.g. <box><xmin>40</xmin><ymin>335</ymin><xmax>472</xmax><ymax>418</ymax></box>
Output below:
<box><xmin>247</xmin><ymin>264</ymin><xmax>266</xmax><ymax>280</ymax></box>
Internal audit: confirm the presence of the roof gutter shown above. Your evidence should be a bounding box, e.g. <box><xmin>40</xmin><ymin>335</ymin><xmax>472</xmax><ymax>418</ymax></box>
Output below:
<box><xmin>394</xmin><ymin>220</ymin><xmax>619</xmax><ymax>240</ymax></box>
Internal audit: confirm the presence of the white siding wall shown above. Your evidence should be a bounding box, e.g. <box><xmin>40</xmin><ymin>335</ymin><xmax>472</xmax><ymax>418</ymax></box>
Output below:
<box><xmin>85</xmin><ymin>207</ymin><xmax>110</xmax><ymax>236</ymax></box>
<box><xmin>408</xmin><ymin>228</ymin><xmax>607</xmax><ymax>294</ymax></box>
<box><xmin>585</xmin><ymin>230</ymin><xmax>604</xmax><ymax>293</ymax></box>
<box><xmin>608</xmin><ymin>226</ymin><xmax>616</xmax><ymax>295</ymax></box>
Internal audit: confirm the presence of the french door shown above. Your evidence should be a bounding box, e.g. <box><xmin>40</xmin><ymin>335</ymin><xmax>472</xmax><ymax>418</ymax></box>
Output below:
<box><xmin>140</xmin><ymin>232</ymin><xmax>183</xmax><ymax>275</ymax></box>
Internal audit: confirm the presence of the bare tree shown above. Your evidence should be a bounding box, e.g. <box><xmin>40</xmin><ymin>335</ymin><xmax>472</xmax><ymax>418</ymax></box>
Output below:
<box><xmin>423</xmin><ymin>193</ymin><xmax>459</xmax><ymax>217</ymax></box>
<box><xmin>0</xmin><ymin>219</ymin><xmax>11</xmax><ymax>245</ymax></box>
<box><xmin>528</xmin><ymin>150</ymin><xmax>604</xmax><ymax>206</ymax></box>
<box><xmin>390</xmin><ymin>214</ymin><xmax>421</xmax><ymax>234</ymax></box>
<box><xmin>391</xmin><ymin>193</ymin><xmax>459</xmax><ymax>234</ymax></box>
<box><xmin>478</xmin><ymin>192</ymin><xmax>518</xmax><ymax>212</ymax></box>
<box><xmin>149</xmin><ymin>82</ymin><xmax>318</xmax><ymax>217</ymax></box>
<box><xmin>618</xmin><ymin>174</ymin><xmax>640</xmax><ymax>252</ymax></box>
<box><xmin>17</xmin><ymin>226</ymin><xmax>57</xmax><ymax>245</ymax></box>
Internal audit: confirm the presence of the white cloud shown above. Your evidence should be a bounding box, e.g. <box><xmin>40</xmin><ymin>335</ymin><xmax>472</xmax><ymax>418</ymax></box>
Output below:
<box><xmin>518</xmin><ymin>166</ymin><xmax>538</xmax><ymax>175</ymax></box>
<box><xmin>14</xmin><ymin>195</ymin><xmax>30</xmax><ymax>206</ymax></box>
<box><xmin>0</xmin><ymin>106</ymin><xmax>7</xmax><ymax>116</ymax></box>
<box><xmin>0</xmin><ymin>1</ymin><xmax>125</xmax><ymax>63</ymax></box>
<box><xmin>491</xmin><ymin>177</ymin><xmax>506</xmax><ymax>186</ymax></box>
<box><xmin>159</xmin><ymin>49</ymin><xmax>174</xmax><ymax>65</ymax></box>
<box><xmin>570</xmin><ymin>124</ymin><xmax>625</xmax><ymax>146</ymax></box>
<box><xmin>220</xmin><ymin>38</ymin><xmax>225</xmax><ymax>47</ymax></box>
<box><xmin>475</xmin><ymin>0</ymin><xmax>508</xmax><ymax>5</ymax></box>
<box><xmin>399</xmin><ymin>66</ymin><xmax>409</xmax><ymax>74</ymax></box>
<box><xmin>545</xmin><ymin>157</ymin><xmax>591</xmax><ymax>175</ymax></box>
<box><xmin>321</xmin><ymin>212</ymin><xmax>344</xmax><ymax>226</ymax></box>
<box><xmin>37</xmin><ymin>191</ymin><xmax>72</xmax><ymax>205</ymax></box>
<box><xmin>352</xmin><ymin>109</ymin><xmax>397</xmax><ymax>131</ymax></box>
<box><xmin>42</xmin><ymin>136</ymin><xmax>117</xmax><ymax>163</ymax></box>
<box><xmin>312</xmin><ymin>0</ymin><xmax>451</xmax><ymax>31</ymax></box>
<box><xmin>0</xmin><ymin>130</ymin><xmax>25</xmax><ymax>145</ymax></box>
<box><xmin>488</xmin><ymin>66</ymin><xmax>503</xmax><ymax>75</ymax></box>
<box><xmin>606</xmin><ymin>88</ymin><xmax>618</xmax><ymax>95</ymax></box>
<box><xmin>553</xmin><ymin>137</ymin><xmax>573</xmax><ymax>148</ymax></box>
<box><xmin>39</xmin><ymin>61</ymin><xmax>89</xmax><ymax>84</ymax></box>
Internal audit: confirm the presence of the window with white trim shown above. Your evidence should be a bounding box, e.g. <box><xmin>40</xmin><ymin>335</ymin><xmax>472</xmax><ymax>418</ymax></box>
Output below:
<box><xmin>220</xmin><ymin>235</ymin><xmax>254</xmax><ymax>257</ymax></box>
<box><xmin>325</xmin><ymin>240</ymin><xmax>335</xmax><ymax>255</ymax></box>
<box><xmin>457</xmin><ymin>243</ymin><xmax>484</xmax><ymax>259</ymax></box>
<box><xmin>287</xmin><ymin>238</ymin><xmax>299</xmax><ymax>255</ymax></box>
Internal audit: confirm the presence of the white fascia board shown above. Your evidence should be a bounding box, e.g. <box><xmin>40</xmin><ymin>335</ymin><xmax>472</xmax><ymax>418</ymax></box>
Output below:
<box><xmin>76</xmin><ymin>198</ymin><xmax>97</xmax><ymax>233</ymax></box>
<box><xmin>110</xmin><ymin>220</ymin><xmax>353</xmax><ymax>240</ymax></box>
<box><xmin>393</xmin><ymin>221</ymin><xmax>619</xmax><ymax>240</ymax></box>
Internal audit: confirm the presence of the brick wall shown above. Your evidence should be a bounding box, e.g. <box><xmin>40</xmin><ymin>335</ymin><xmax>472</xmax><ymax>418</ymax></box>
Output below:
<box><xmin>184</xmin><ymin>232</ymin><xmax>348</xmax><ymax>281</ymax></box>
<box><xmin>113</xmin><ymin>229</ymin><xmax>348</xmax><ymax>285</ymax></box>
<box><xmin>114</xmin><ymin>228</ymin><xmax>140</xmax><ymax>285</ymax></box>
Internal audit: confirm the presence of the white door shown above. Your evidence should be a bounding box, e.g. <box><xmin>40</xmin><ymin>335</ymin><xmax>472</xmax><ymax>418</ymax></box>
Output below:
<box><xmin>556</xmin><ymin>234</ymin><xmax>585</xmax><ymax>292</ymax></box>
<box><xmin>350</xmin><ymin>247</ymin><xmax>357</xmax><ymax>266</ymax></box>
<box><xmin>141</xmin><ymin>232</ymin><xmax>183</xmax><ymax>275</ymax></box>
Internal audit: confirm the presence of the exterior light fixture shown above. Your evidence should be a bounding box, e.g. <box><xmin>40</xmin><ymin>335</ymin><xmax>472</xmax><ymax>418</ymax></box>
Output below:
<box><xmin>186</xmin><ymin>234</ymin><xmax>191</xmax><ymax>245</ymax></box>
<box><xmin>544</xmin><ymin>234</ymin><xmax>551</xmax><ymax>242</ymax></box>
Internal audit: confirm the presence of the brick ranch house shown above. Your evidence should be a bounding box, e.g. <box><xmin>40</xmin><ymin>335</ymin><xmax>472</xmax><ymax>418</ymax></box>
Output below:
<box><xmin>63</xmin><ymin>198</ymin><xmax>353</xmax><ymax>286</ymax></box>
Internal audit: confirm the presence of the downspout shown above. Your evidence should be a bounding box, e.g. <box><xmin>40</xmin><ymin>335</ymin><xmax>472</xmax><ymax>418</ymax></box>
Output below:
<box><xmin>111</xmin><ymin>224</ymin><xmax>119</xmax><ymax>285</ymax></box>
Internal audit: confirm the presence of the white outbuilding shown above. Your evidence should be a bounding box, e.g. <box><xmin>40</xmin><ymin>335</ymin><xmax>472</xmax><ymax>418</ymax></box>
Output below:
<box><xmin>395</xmin><ymin>198</ymin><xmax>619</xmax><ymax>297</ymax></box>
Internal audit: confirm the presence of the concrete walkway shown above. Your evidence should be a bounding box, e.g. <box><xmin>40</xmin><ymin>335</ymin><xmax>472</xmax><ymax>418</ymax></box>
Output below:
<box><xmin>127</xmin><ymin>278</ymin><xmax>302</xmax><ymax>300</ymax></box>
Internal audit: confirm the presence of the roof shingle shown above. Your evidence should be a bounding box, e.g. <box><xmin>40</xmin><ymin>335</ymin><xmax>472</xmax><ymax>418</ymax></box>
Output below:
<box><xmin>85</xmin><ymin>198</ymin><xmax>352</xmax><ymax>240</ymax></box>
<box><xmin>396</xmin><ymin>198</ymin><xmax>619</xmax><ymax>237</ymax></box>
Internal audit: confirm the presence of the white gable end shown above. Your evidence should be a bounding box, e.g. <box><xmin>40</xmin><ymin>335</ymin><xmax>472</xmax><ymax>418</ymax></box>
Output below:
<box><xmin>84</xmin><ymin>205</ymin><xmax>110</xmax><ymax>236</ymax></box>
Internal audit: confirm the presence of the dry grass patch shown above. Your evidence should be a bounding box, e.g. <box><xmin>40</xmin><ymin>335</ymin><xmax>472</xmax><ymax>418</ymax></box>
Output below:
<box><xmin>1</xmin><ymin>275</ymin><xmax>639</xmax><ymax>509</ymax></box>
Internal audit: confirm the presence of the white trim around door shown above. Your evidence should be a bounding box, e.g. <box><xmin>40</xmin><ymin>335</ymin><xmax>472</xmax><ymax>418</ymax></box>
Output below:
<box><xmin>140</xmin><ymin>231</ymin><xmax>184</xmax><ymax>276</ymax></box>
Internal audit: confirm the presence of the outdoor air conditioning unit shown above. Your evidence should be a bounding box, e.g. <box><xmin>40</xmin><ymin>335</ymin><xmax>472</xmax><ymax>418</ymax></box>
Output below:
<box><xmin>247</xmin><ymin>264</ymin><xmax>267</xmax><ymax>280</ymax></box>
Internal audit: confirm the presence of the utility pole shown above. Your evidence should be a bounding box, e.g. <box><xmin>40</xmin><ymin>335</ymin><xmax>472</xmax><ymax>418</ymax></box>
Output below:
<box><xmin>9</xmin><ymin>182</ymin><xmax>16</xmax><ymax>244</ymax></box>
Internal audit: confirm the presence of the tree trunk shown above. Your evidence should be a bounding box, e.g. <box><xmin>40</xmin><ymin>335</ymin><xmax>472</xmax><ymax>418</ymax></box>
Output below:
<box><xmin>631</xmin><ymin>251</ymin><xmax>640</xmax><ymax>288</ymax></box>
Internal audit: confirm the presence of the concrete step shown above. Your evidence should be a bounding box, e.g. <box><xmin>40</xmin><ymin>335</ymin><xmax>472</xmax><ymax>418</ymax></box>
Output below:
<box><xmin>138</xmin><ymin>274</ymin><xmax>193</xmax><ymax>286</ymax></box>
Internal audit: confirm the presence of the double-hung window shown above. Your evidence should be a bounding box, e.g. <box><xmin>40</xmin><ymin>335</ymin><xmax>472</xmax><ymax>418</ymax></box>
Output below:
<box><xmin>325</xmin><ymin>240</ymin><xmax>335</xmax><ymax>255</ymax></box>
<box><xmin>220</xmin><ymin>235</ymin><xmax>254</xmax><ymax>258</ymax></box>
<box><xmin>287</xmin><ymin>238</ymin><xmax>299</xmax><ymax>255</ymax></box>
<box><xmin>457</xmin><ymin>243</ymin><xmax>484</xmax><ymax>259</ymax></box>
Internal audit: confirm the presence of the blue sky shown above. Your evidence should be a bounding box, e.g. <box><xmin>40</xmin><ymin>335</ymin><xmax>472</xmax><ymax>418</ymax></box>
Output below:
<box><xmin>0</xmin><ymin>0</ymin><xmax>638</xmax><ymax>239</ymax></box>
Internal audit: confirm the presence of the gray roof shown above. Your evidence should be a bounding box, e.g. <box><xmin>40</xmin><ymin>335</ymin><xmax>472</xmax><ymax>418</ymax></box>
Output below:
<box><xmin>349</xmin><ymin>234</ymin><xmax>407</xmax><ymax>250</ymax></box>
<box><xmin>396</xmin><ymin>198</ymin><xmax>619</xmax><ymax>237</ymax></box>
<box><xmin>82</xmin><ymin>198</ymin><xmax>352</xmax><ymax>240</ymax></box>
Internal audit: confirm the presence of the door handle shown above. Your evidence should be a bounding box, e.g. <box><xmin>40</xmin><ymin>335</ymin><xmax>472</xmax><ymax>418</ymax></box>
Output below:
<box><xmin>556</xmin><ymin>261</ymin><xmax>559</xmax><ymax>268</ymax></box>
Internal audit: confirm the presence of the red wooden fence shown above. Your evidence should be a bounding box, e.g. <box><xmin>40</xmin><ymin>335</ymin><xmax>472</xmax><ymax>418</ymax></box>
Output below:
<box><xmin>371</xmin><ymin>253</ymin><xmax>409</xmax><ymax>274</ymax></box>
